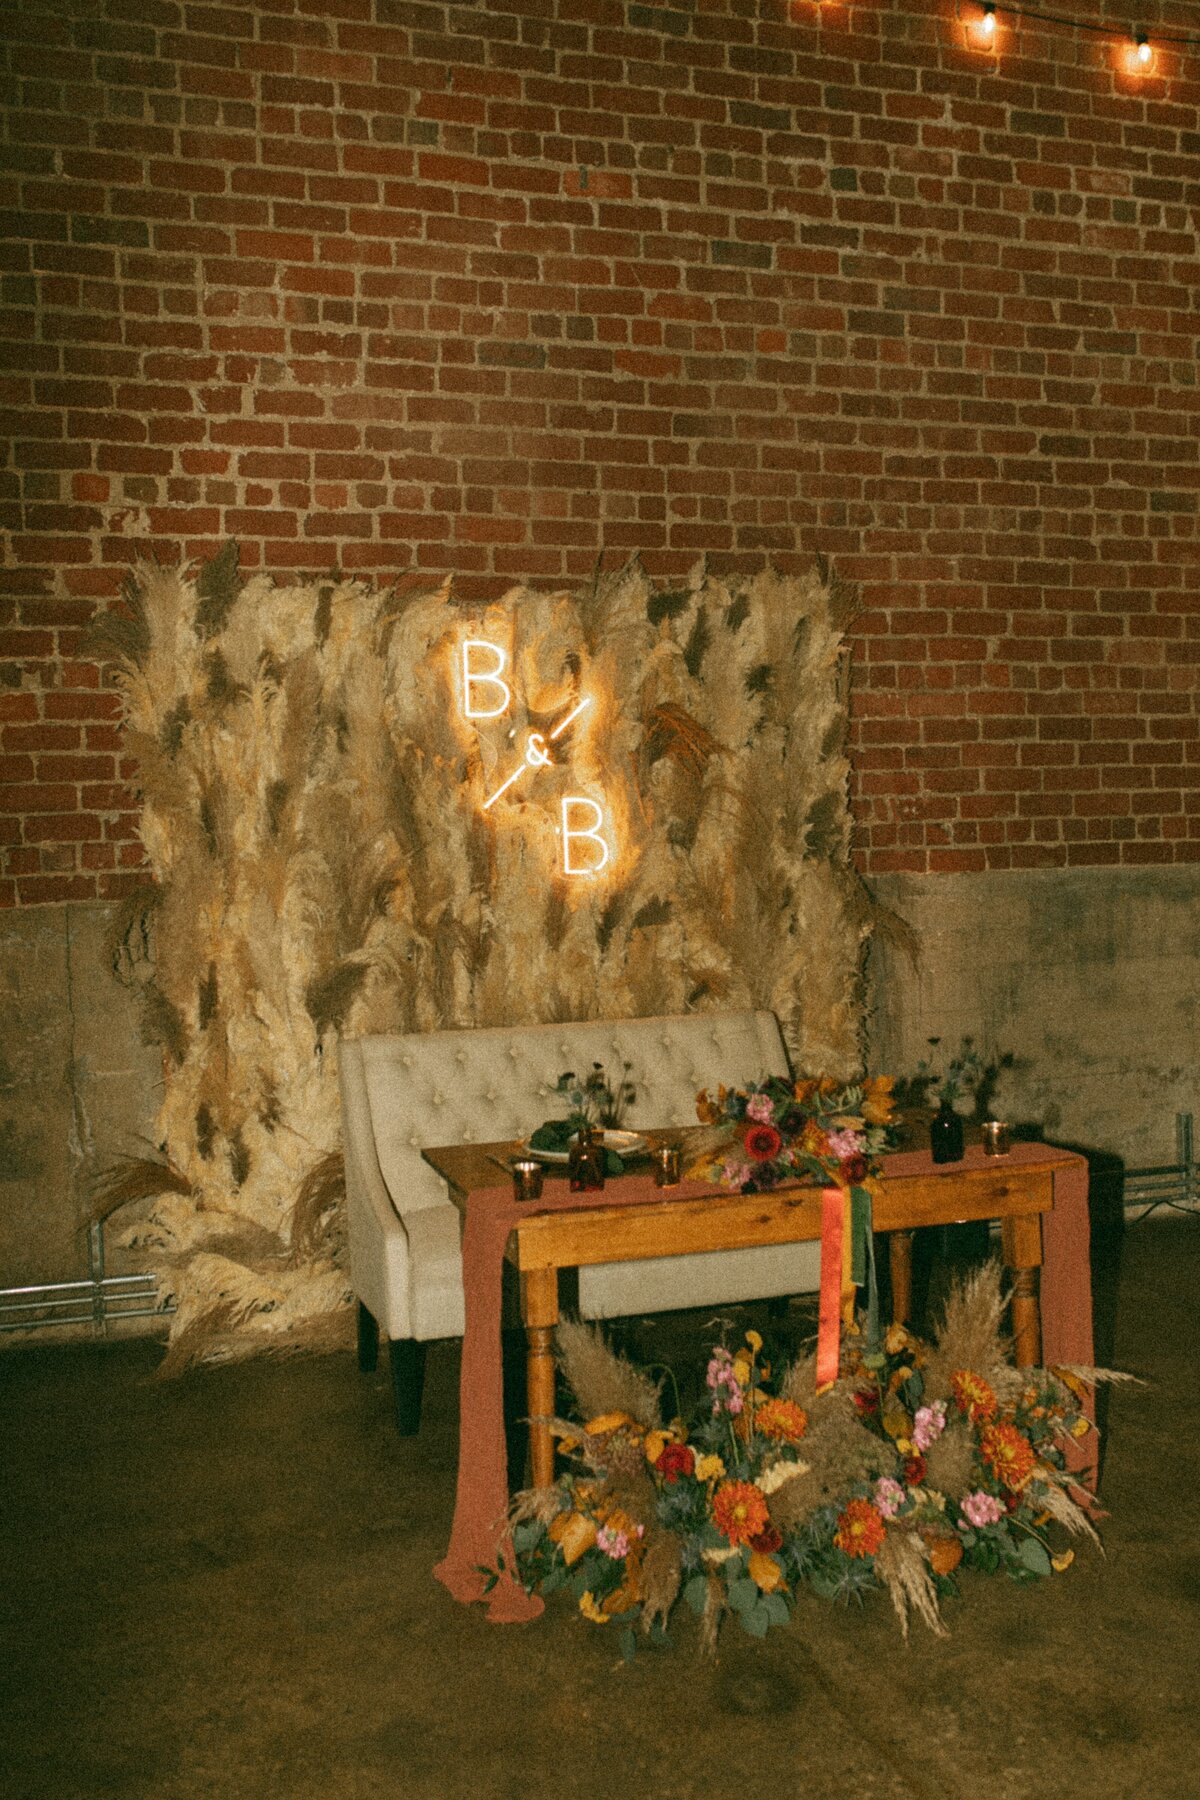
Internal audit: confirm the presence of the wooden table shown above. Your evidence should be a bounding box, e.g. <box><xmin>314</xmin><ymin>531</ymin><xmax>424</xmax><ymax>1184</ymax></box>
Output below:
<box><xmin>423</xmin><ymin>1135</ymin><xmax>1080</xmax><ymax>1490</ymax></box>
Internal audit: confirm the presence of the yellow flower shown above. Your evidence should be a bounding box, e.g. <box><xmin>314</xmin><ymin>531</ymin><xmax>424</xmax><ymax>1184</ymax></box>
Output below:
<box><xmin>549</xmin><ymin>1510</ymin><xmax>597</xmax><ymax>1566</ymax></box>
<box><xmin>748</xmin><ymin>1550</ymin><xmax>786</xmax><ymax>1593</ymax></box>
<box><xmin>745</xmin><ymin>1329</ymin><xmax>763</xmax><ymax>1354</ymax></box>
<box><xmin>584</xmin><ymin>1411</ymin><xmax>639</xmax><ymax>1438</ymax></box>
<box><xmin>694</xmin><ymin>1452</ymin><xmax>726</xmax><ymax>1482</ymax></box>
<box><xmin>1070</xmin><ymin>1416</ymin><xmax>1092</xmax><ymax>1439</ymax></box>
<box><xmin>732</xmin><ymin>1354</ymin><xmax>753</xmax><ymax>1387</ymax></box>
<box><xmin>578</xmin><ymin>1590</ymin><xmax>610</xmax><ymax>1624</ymax></box>
<box><xmin>862</xmin><ymin>1075</ymin><xmax>896</xmax><ymax>1125</ymax></box>
<box><xmin>1051</xmin><ymin>1549</ymin><xmax>1075</xmax><ymax>1574</ymax></box>
<box><xmin>881</xmin><ymin>1403</ymin><xmax>912</xmax><ymax>1443</ymax></box>
<box><xmin>885</xmin><ymin>1323</ymin><xmax>916</xmax><ymax>1356</ymax></box>
<box><xmin>643</xmin><ymin>1428</ymin><xmax>675</xmax><ymax>1465</ymax></box>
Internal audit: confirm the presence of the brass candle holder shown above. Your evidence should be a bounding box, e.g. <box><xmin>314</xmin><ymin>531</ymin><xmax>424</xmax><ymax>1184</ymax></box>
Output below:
<box><xmin>511</xmin><ymin>1158</ymin><xmax>545</xmax><ymax>1202</ymax></box>
<box><xmin>981</xmin><ymin>1120</ymin><xmax>1011</xmax><ymax>1157</ymax></box>
<box><xmin>653</xmin><ymin>1144</ymin><xmax>683</xmax><ymax>1187</ymax></box>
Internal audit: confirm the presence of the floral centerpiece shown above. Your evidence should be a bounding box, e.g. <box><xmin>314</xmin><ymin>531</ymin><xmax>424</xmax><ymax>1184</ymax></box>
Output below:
<box><xmin>527</xmin><ymin>1061</ymin><xmax>638</xmax><ymax>1168</ymax></box>
<box><xmin>910</xmin><ymin>1036</ymin><xmax>1016</xmax><ymax>1119</ymax></box>
<box><xmin>690</xmin><ymin>1075</ymin><xmax>898</xmax><ymax>1194</ymax></box>
<box><xmin>501</xmin><ymin>1265</ymin><xmax>1122</xmax><ymax>1660</ymax></box>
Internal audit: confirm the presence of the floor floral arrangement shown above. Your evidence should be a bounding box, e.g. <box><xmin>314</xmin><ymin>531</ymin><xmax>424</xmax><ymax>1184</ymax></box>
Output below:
<box><xmin>502</xmin><ymin>1265</ymin><xmax>1123</xmax><ymax>1660</ymax></box>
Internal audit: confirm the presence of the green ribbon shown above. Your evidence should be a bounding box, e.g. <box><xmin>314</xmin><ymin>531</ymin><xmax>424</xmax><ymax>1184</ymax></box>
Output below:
<box><xmin>851</xmin><ymin>1184</ymin><xmax>881</xmax><ymax>1357</ymax></box>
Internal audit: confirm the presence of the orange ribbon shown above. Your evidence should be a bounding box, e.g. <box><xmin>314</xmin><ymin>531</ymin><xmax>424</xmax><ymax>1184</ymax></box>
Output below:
<box><xmin>816</xmin><ymin>1184</ymin><xmax>851</xmax><ymax>1393</ymax></box>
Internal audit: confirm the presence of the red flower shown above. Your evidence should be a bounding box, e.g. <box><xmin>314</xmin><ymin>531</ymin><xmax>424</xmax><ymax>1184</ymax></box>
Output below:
<box><xmin>744</xmin><ymin>1123</ymin><xmax>783</xmax><ymax>1163</ymax></box>
<box><xmin>749</xmin><ymin>1523</ymin><xmax>784</xmax><ymax>1554</ymax></box>
<box><xmin>852</xmin><ymin>1388</ymin><xmax>880</xmax><ymax>1416</ymax></box>
<box><xmin>903</xmin><ymin>1453</ymin><xmax>927</xmax><ymax>1485</ymax></box>
<box><xmin>654</xmin><ymin>1442</ymin><xmax>696</xmax><ymax>1484</ymax></box>
<box><xmin>839</xmin><ymin>1154</ymin><xmax>869</xmax><ymax>1184</ymax></box>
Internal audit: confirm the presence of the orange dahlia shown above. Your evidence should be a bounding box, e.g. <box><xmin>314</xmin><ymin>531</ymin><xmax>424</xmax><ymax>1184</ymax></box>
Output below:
<box><xmin>951</xmin><ymin>1369</ymin><xmax>998</xmax><ymax>1424</ymax></box>
<box><xmin>834</xmin><ymin>1499</ymin><xmax>886</xmax><ymax>1560</ymax></box>
<box><xmin>755</xmin><ymin>1397</ymin><xmax>809</xmax><ymax>1444</ymax></box>
<box><xmin>980</xmin><ymin>1422</ymin><xmax>1036</xmax><ymax>1492</ymax></box>
<box><xmin>711</xmin><ymin>1479</ymin><xmax>770</xmax><ymax>1547</ymax></box>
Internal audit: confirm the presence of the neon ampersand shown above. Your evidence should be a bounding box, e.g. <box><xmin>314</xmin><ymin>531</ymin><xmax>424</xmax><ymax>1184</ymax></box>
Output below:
<box><xmin>460</xmin><ymin>639</ymin><xmax>611</xmax><ymax>877</ymax></box>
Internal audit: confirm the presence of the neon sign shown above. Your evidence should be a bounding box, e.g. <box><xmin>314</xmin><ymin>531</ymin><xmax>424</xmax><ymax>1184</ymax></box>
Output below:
<box><xmin>460</xmin><ymin>639</ymin><xmax>511</xmax><ymax>718</ymax></box>
<box><xmin>459</xmin><ymin>636</ymin><xmax>611</xmax><ymax>877</ymax></box>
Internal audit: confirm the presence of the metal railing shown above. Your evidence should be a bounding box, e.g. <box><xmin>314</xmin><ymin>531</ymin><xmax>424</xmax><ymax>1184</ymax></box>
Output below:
<box><xmin>0</xmin><ymin>1219</ymin><xmax>174</xmax><ymax>1335</ymax></box>
<box><xmin>1125</xmin><ymin>1112</ymin><xmax>1197</xmax><ymax>1220</ymax></box>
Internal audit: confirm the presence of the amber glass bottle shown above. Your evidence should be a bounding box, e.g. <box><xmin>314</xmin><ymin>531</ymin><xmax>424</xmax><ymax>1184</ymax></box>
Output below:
<box><xmin>568</xmin><ymin>1124</ymin><xmax>606</xmax><ymax>1192</ymax></box>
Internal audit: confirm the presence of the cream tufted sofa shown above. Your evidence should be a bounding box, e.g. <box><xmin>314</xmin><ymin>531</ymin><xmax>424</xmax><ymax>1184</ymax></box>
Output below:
<box><xmin>338</xmin><ymin>1009</ymin><xmax>821</xmax><ymax>1432</ymax></box>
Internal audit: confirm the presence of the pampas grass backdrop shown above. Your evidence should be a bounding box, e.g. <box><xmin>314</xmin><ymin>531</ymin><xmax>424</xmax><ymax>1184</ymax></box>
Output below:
<box><xmin>97</xmin><ymin>547</ymin><xmax>869</xmax><ymax>1365</ymax></box>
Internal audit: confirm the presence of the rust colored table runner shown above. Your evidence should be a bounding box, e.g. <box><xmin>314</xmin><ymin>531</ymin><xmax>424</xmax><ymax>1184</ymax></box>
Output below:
<box><xmin>433</xmin><ymin>1143</ymin><xmax>1094</xmax><ymax>1624</ymax></box>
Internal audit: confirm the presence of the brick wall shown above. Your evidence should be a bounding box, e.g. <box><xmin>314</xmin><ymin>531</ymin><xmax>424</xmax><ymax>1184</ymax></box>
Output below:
<box><xmin>2</xmin><ymin>0</ymin><xmax>1197</xmax><ymax>906</ymax></box>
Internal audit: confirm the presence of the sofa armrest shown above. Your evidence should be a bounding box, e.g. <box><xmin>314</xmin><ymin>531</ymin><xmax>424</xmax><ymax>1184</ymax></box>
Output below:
<box><xmin>339</xmin><ymin>1040</ymin><xmax>415</xmax><ymax>1337</ymax></box>
<box><xmin>403</xmin><ymin>1206</ymin><xmax>467</xmax><ymax>1341</ymax></box>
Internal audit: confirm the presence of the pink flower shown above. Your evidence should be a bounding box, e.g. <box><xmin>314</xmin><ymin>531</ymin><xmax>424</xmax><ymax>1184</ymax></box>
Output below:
<box><xmin>826</xmin><ymin>1128</ymin><xmax>863</xmax><ymax>1160</ymax></box>
<box><xmin>746</xmin><ymin>1093</ymin><xmax>775</xmax><ymax>1123</ymax></box>
<box><xmin>874</xmin><ymin>1477</ymin><xmax>906</xmax><ymax>1519</ymax></box>
<box><xmin>960</xmin><ymin>1489</ymin><xmax>1005</xmax><ymax>1529</ymax></box>
<box><xmin>706</xmin><ymin>1349</ymin><xmax>745</xmax><ymax>1416</ymax></box>
<box><xmin>596</xmin><ymin>1524</ymin><xmax>630</xmax><ymax>1559</ymax></box>
<box><xmin>913</xmin><ymin>1402</ymin><xmax>947</xmax><ymax>1452</ymax></box>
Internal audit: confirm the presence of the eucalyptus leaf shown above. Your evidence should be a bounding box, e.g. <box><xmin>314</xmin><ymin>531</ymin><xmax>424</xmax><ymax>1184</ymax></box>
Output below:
<box><xmin>727</xmin><ymin>1577</ymin><xmax>760</xmax><ymax>1614</ymax></box>
<box><xmin>740</xmin><ymin>1601</ymin><xmax>771</xmax><ymax>1638</ymax></box>
<box><xmin>684</xmin><ymin>1575</ymin><xmax>709</xmax><ymax>1616</ymax></box>
<box><xmin>1017</xmin><ymin>1536</ymin><xmax>1052</xmax><ymax>1577</ymax></box>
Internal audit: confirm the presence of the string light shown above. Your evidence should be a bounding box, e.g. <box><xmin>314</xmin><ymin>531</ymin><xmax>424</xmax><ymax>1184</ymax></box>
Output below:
<box><xmin>971</xmin><ymin>7</ymin><xmax>1199</xmax><ymax>56</ymax></box>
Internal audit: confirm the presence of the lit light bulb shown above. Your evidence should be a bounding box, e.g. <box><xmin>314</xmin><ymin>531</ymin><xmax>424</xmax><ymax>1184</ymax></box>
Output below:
<box><xmin>1135</xmin><ymin>32</ymin><xmax>1152</xmax><ymax>67</ymax></box>
<box><xmin>980</xmin><ymin>3</ymin><xmax>997</xmax><ymax>42</ymax></box>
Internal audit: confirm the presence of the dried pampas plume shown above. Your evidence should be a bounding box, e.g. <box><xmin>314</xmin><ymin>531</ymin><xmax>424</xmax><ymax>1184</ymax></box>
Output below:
<box><xmin>875</xmin><ymin>1528</ymin><xmax>947</xmax><ymax>1640</ymax></box>
<box><xmin>101</xmin><ymin>547</ymin><xmax>867</xmax><ymax>1365</ymax></box>
<box><xmin>555</xmin><ymin>1319</ymin><xmax>664</xmax><ymax>1430</ymax></box>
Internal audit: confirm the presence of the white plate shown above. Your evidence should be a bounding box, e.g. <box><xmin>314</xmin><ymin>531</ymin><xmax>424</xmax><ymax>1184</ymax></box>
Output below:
<box><xmin>523</xmin><ymin>1129</ymin><xmax>649</xmax><ymax>1166</ymax></box>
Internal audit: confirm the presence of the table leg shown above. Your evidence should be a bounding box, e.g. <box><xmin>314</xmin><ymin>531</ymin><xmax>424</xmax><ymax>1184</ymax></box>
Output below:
<box><xmin>1001</xmin><ymin>1213</ymin><xmax>1042</xmax><ymax>1367</ymax></box>
<box><xmin>889</xmin><ymin>1229</ymin><xmax>914</xmax><ymax>1326</ymax></box>
<box><xmin>521</xmin><ymin>1265</ymin><xmax>559</xmax><ymax>1489</ymax></box>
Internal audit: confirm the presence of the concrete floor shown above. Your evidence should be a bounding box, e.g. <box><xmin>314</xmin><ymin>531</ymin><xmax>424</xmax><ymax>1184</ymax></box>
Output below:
<box><xmin>3</xmin><ymin>1215</ymin><xmax>1197</xmax><ymax>1800</ymax></box>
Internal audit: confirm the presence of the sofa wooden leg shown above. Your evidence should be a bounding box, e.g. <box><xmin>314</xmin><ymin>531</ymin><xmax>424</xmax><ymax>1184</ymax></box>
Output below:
<box><xmin>388</xmin><ymin>1337</ymin><xmax>427</xmax><ymax>1435</ymax></box>
<box><xmin>357</xmin><ymin>1301</ymin><xmax>379</xmax><ymax>1373</ymax></box>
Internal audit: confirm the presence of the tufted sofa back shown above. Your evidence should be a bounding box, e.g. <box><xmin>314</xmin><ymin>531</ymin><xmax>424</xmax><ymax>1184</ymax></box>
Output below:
<box><xmin>340</xmin><ymin>1009</ymin><xmax>822</xmax><ymax>1339</ymax></box>
<box><xmin>357</xmin><ymin>1008</ymin><xmax>789</xmax><ymax>1215</ymax></box>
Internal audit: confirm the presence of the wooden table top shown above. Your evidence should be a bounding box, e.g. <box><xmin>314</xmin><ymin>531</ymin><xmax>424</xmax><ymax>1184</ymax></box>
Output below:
<box><xmin>420</xmin><ymin>1133</ymin><xmax>1078</xmax><ymax>1274</ymax></box>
